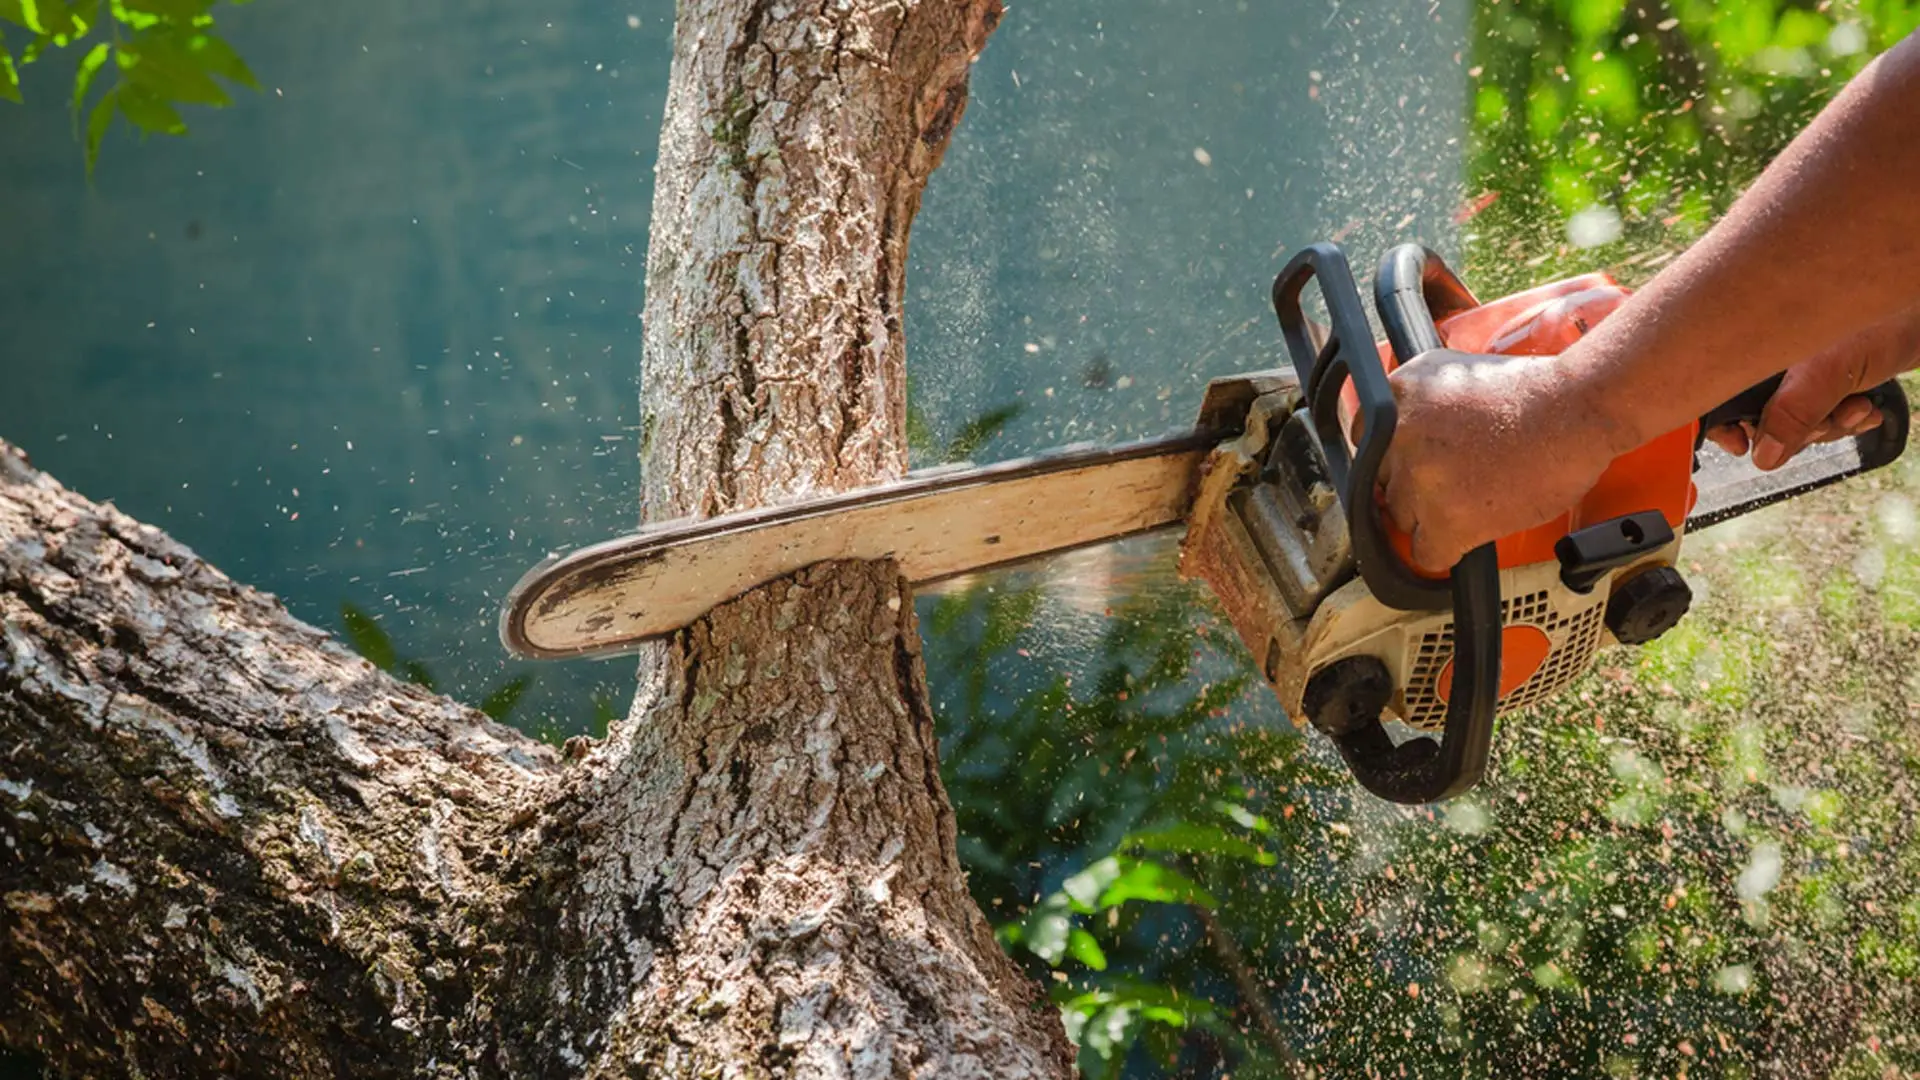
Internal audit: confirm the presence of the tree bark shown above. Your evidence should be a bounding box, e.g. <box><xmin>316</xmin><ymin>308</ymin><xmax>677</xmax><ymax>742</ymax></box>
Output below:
<box><xmin>2</xmin><ymin>0</ymin><xmax>1076</xmax><ymax>1075</ymax></box>
<box><xmin>1</xmin><ymin>438</ymin><xmax>564</xmax><ymax>1077</ymax></box>
<box><xmin>601</xmin><ymin>0</ymin><xmax>1072</xmax><ymax>1072</ymax></box>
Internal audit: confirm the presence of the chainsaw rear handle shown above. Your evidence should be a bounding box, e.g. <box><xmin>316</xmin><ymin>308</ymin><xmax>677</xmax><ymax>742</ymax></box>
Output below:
<box><xmin>1272</xmin><ymin>242</ymin><xmax>1504</xmax><ymax>804</ymax></box>
<box><xmin>1697</xmin><ymin>371</ymin><xmax>1911</xmax><ymax>472</ymax></box>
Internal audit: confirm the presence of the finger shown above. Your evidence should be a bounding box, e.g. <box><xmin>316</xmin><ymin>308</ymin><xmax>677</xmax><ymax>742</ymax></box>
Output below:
<box><xmin>1705</xmin><ymin>423</ymin><xmax>1750</xmax><ymax>456</ymax></box>
<box><xmin>1380</xmin><ymin>469</ymin><xmax>1419</xmax><ymax>537</ymax></box>
<box><xmin>1755</xmin><ymin>357</ymin><xmax>1864</xmax><ymax>470</ymax></box>
<box><xmin>1831</xmin><ymin>394</ymin><xmax>1876</xmax><ymax>433</ymax></box>
<box><xmin>1828</xmin><ymin>405</ymin><xmax>1883</xmax><ymax>440</ymax></box>
<box><xmin>1802</xmin><ymin>398</ymin><xmax>1882</xmax><ymax>444</ymax></box>
<box><xmin>1406</xmin><ymin>520</ymin><xmax>1459</xmax><ymax>578</ymax></box>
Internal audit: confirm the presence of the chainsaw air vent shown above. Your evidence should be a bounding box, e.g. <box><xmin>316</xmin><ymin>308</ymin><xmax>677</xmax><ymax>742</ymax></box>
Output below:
<box><xmin>1400</xmin><ymin>588</ymin><xmax>1607</xmax><ymax>732</ymax></box>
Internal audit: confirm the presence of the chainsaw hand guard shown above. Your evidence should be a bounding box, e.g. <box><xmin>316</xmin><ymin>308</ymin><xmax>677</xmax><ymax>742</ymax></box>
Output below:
<box><xmin>1271</xmin><ymin>242</ymin><xmax>1504</xmax><ymax>804</ymax></box>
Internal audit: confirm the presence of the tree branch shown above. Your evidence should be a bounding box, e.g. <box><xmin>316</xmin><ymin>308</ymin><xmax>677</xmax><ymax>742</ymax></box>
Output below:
<box><xmin>1</xmin><ymin>438</ymin><xmax>562</xmax><ymax>1077</ymax></box>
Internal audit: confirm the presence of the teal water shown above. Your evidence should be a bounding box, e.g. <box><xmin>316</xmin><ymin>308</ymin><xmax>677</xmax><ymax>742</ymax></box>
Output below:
<box><xmin>0</xmin><ymin>0</ymin><xmax>1466</xmax><ymax>729</ymax></box>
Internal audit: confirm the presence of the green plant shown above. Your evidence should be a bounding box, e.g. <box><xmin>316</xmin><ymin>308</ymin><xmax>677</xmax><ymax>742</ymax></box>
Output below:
<box><xmin>338</xmin><ymin>602</ymin><xmax>535</xmax><ymax>726</ymax></box>
<box><xmin>907</xmin><ymin>401</ymin><xmax>1025</xmax><ymax>465</ymax></box>
<box><xmin>0</xmin><ymin>0</ymin><xmax>259</xmax><ymax>173</ymax></box>
<box><xmin>1459</xmin><ymin>0</ymin><xmax>1920</xmax><ymax>296</ymax></box>
<box><xmin>925</xmin><ymin>577</ymin><xmax>1340</xmax><ymax>1074</ymax></box>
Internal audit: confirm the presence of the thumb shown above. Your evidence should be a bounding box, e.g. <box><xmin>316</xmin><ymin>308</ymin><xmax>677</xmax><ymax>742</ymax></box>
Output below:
<box><xmin>1754</xmin><ymin>355</ymin><xmax>1860</xmax><ymax>470</ymax></box>
<box><xmin>1404</xmin><ymin>518</ymin><xmax>1462</xmax><ymax>578</ymax></box>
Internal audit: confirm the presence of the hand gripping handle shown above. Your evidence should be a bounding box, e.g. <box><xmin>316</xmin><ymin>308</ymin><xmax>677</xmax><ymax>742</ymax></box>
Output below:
<box><xmin>1698</xmin><ymin>371</ymin><xmax>1910</xmax><ymax>472</ymax></box>
<box><xmin>1270</xmin><ymin>242</ymin><xmax>1502</xmax><ymax>804</ymax></box>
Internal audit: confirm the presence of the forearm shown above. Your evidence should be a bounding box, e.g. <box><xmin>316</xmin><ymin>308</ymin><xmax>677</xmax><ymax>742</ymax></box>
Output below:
<box><xmin>1564</xmin><ymin>31</ymin><xmax>1920</xmax><ymax>453</ymax></box>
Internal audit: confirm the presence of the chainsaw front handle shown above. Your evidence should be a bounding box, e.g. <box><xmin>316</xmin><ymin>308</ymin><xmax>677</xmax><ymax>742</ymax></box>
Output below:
<box><xmin>1272</xmin><ymin>243</ymin><xmax>1457</xmax><ymax>611</ymax></box>
<box><xmin>1271</xmin><ymin>242</ymin><xmax>1504</xmax><ymax>804</ymax></box>
<box><xmin>1376</xmin><ymin>243</ymin><xmax>1480</xmax><ymax>360</ymax></box>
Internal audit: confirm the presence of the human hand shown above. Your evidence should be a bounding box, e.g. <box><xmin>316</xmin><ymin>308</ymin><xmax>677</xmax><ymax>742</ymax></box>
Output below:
<box><xmin>1704</xmin><ymin>307</ymin><xmax>1920</xmax><ymax>469</ymax></box>
<box><xmin>1376</xmin><ymin>349</ymin><xmax>1621</xmax><ymax>574</ymax></box>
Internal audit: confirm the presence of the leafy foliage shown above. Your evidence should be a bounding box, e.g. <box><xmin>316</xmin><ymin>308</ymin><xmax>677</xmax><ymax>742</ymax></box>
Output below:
<box><xmin>0</xmin><ymin>0</ymin><xmax>259</xmax><ymax>172</ymax></box>
<box><xmin>925</xmin><ymin>579</ymin><xmax>1339</xmax><ymax>1076</ymax></box>
<box><xmin>1459</xmin><ymin>0</ymin><xmax>1920</xmax><ymax>296</ymax></box>
<box><xmin>930</xmin><ymin>505</ymin><xmax>1920</xmax><ymax>1075</ymax></box>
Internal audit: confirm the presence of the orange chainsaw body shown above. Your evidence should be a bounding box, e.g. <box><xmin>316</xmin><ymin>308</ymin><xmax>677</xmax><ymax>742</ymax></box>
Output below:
<box><xmin>1320</xmin><ymin>271</ymin><xmax>1703</xmax><ymax>713</ymax></box>
<box><xmin>1349</xmin><ymin>272</ymin><xmax>1701</xmax><ymax>575</ymax></box>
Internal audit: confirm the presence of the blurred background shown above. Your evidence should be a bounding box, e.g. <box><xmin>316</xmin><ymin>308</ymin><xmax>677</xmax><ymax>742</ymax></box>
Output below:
<box><xmin>4</xmin><ymin>0</ymin><xmax>1919</xmax><ymax>1075</ymax></box>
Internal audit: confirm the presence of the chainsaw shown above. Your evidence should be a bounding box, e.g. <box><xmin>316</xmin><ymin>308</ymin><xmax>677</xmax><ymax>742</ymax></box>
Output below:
<box><xmin>499</xmin><ymin>241</ymin><xmax>1909</xmax><ymax>804</ymax></box>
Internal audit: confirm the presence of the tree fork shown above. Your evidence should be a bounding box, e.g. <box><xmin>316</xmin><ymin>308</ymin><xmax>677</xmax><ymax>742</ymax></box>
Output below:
<box><xmin>4</xmin><ymin>0</ymin><xmax>1077</xmax><ymax>1074</ymax></box>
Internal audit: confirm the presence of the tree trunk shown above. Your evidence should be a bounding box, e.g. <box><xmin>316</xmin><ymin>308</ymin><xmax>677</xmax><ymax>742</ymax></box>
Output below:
<box><xmin>1</xmin><ymin>0</ymin><xmax>1076</xmax><ymax>1075</ymax></box>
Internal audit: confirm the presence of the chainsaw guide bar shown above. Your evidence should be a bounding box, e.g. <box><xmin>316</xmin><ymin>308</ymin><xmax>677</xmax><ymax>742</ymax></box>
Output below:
<box><xmin>501</xmin><ymin>432</ymin><xmax>1218</xmax><ymax>660</ymax></box>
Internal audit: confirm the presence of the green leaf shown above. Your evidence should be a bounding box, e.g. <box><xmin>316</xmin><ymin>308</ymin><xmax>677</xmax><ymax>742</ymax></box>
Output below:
<box><xmin>181</xmin><ymin>31</ymin><xmax>254</xmax><ymax>89</ymax></box>
<box><xmin>84</xmin><ymin>82</ymin><xmax>114</xmax><ymax>173</ymax></box>
<box><xmin>339</xmin><ymin>603</ymin><xmax>399</xmax><ymax>673</ymax></box>
<box><xmin>1061</xmin><ymin>855</ymin><xmax>1218</xmax><ymax>914</ymax></box>
<box><xmin>945</xmin><ymin>403</ymin><xmax>1024</xmax><ymax>462</ymax></box>
<box><xmin>118</xmin><ymin>34</ymin><xmax>229</xmax><ymax>106</ymax></box>
<box><xmin>0</xmin><ymin>0</ymin><xmax>75</xmax><ymax>35</ymax></box>
<box><xmin>119</xmin><ymin>0</ymin><xmax>213</xmax><ymax>16</ymax></box>
<box><xmin>1212</xmin><ymin>800</ymin><xmax>1273</xmax><ymax>834</ymax></box>
<box><xmin>1095</xmin><ymin>857</ymin><xmax>1217</xmax><ymax>911</ymax></box>
<box><xmin>479</xmin><ymin>675</ymin><xmax>533</xmax><ymax>720</ymax></box>
<box><xmin>1067</xmin><ymin>928</ymin><xmax>1108</xmax><ymax>971</ymax></box>
<box><xmin>71</xmin><ymin>39</ymin><xmax>108</xmax><ymax>112</ymax></box>
<box><xmin>1060</xmin><ymin>981</ymin><xmax>1218</xmax><ymax>1033</ymax></box>
<box><xmin>111</xmin><ymin>3</ymin><xmax>162</xmax><ymax>31</ymax></box>
<box><xmin>1565</xmin><ymin>0</ymin><xmax>1626</xmax><ymax>42</ymax></box>
<box><xmin>1017</xmin><ymin>895</ymin><xmax>1074</xmax><ymax>964</ymax></box>
<box><xmin>115</xmin><ymin>80</ymin><xmax>186</xmax><ymax>133</ymax></box>
<box><xmin>1123</xmin><ymin>821</ymin><xmax>1276</xmax><ymax>866</ymax></box>
<box><xmin>1060</xmin><ymin>857</ymin><xmax>1125</xmax><ymax>914</ymax></box>
<box><xmin>0</xmin><ymin>31</ymin><xmax>19</xmax><ymax>103</ymax></box>
<box><xmin>400</xmin><ymin>660</ymin><xmax>438</xmax><ymax>692</ymax></box>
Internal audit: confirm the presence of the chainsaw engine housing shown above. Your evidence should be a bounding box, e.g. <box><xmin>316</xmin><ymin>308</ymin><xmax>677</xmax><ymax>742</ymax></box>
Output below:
<box><xmin>1178</xmin><ymin>374</ymin><xmax>1685</xmax><ymax>736</ymax></box>
<box><xmin>1179</xmin><ymin>243</ymin><xmax>1699</xmax><ymax>802</ymax></box>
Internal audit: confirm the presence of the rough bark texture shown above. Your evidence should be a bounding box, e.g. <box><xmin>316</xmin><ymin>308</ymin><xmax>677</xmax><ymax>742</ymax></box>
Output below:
<box><xmin>640</xmin><ymin>0</ymin><xmax>1000</xmax><ymax>520</ymax></box>
<box><xmin>499</xmin><ymin>560</ymin><xmax>1069</xmax><ymax>1075</ymax></box>
<box><xmin>606</xmin><ymin>0</ymin><xmax>1073</xmax><ymax>1072</ymax></box>
<box><xmin>4</xmin><ymin>0</ymin><xmax>1075</xmax><ymax>1075</ymax></box>
<box><xmin>0</xmin><ymin>439</ymin><xmax>564</xmax><ymax>1077</ymax></box>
